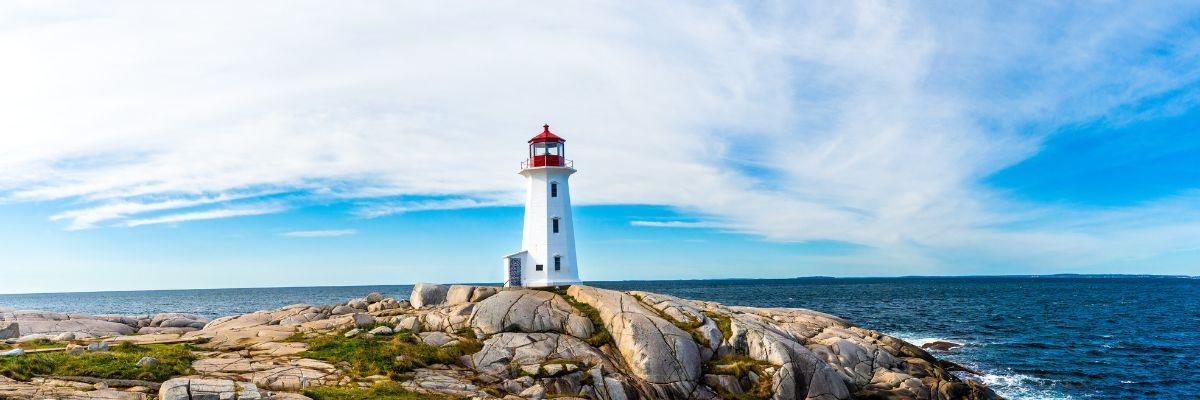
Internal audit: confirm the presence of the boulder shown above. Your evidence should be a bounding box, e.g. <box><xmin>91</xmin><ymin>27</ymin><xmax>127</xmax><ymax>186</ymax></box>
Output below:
<box><xmin>369</xmin><ymin>326</ymin><xmax>393</xmax><ymax>335</ymax></box>
<box><xmin>468</xmin><ymin>289</ymin><xmax>593</xmax><ymax>339</ymax></box>
<box><xmin>151</xmin><ymin>313</ymin><xmax>208</xmax><ymax>328</ymax></box>
<box><xmin>11</xmin><ymin>319</ymin><xmax>135</xmax><ymax>337</ymax></box>
<box><xmin>703</xmin><ymin>374</ymin><xmax>743</xmax><ymax>395</ymax></box>
<box><xmin>344</xmin><ymin>328</ymin><xmax>361</xmax><ymax>338</ymax></box>
<box><xmin>395</xmin><ymin>316</ymin><xmax>421</xmax><ymax>332</ymax></box>
<box><xmin>470</xmin><ymin>332</ymin><xmax>614</xmax><ymax>379</ymax></box>
<box><xmin>65</xmin><ymin>344</ymin><xmax>85</xmax><ymax>355</ymax></box>
<box><xmin>567</xmin><ymin>285</ymin><xmax>711</xmax><ymax>399</ymax></box>
<box><xmin>159</xmin><ymin>377</ymin><xmax>264</xmax><ymax>400</ymax></box>
<box><xmin>135</xmin><ymin>356</ymin><xmax>159</xmax><ymax>367</ymax></box>
<box><xmin>446</xmin><ymin>285</ymin><xmax>499</xmax><ymax>305</ymax></box>
<box><xmin>365</xmin><ymin>292</ymin><xmax>385</xmax><ymax>303</ymax></box>
<box><xmin>347</xmin><ymin>298</ymin><xmax>369</xmax><ymax>310</ymax></box>
<box><xmin>368</xmin><ymin>298</ymin><xmax>401</xmax><ymax>312</ymax></box>
<box><xmin>0</xmin><ymin>322</ymin><xmax>17</xmax><ymax>340</ymax></box>
<box><xmin>330</xmin><ymin>305</ymin><xmax>357</xmax><ymax>315</ymax></box>
<box><xmin>921</xmin><ymin>340</ymin><xmax>962</xmax><ymax>351</ymax></box>
<box><xmin>87</xmin><ymin>342</ymin><xmax>109</xmax><ymax>352</ymax></box>
<box><xmin>0</xmin><ymin>348</ymin><xmax>24</xmax><ymax>357</ymax></box>
<box><xmin>410</xmin><ymin>283</ymin><xmax>450</xmax><ymax>309</ymax></box>
<box><xmin>420</xmin><ymin>331</ymin><xmax>455</xmax><ymax>347</ymax></box>
<box><xmin>419</xmin><ymin>303</ymin><xmax>475</xmax><ymax>332</ymax></box>
<box><xmin>519</xmin><ymin>384</ymin><xmax>546</xmax><ymax>399</ymax></box>
<box><xmin>723</xmin><ymin>312</ymin><xmax>850</xmax><ymax>400</ymax></box>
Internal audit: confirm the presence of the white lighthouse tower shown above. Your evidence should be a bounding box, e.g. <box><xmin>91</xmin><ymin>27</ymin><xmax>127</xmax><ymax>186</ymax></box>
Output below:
<box><xmin>503</xmin><ymin>125</ymin><xmax>580</xmax><ymax>287</ymax></box>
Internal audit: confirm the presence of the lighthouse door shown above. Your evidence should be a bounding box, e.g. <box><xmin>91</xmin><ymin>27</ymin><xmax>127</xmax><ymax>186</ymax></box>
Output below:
<box><xmin>508</xmin><ymin>258</ymin><xmax>522</xmax><ymax>287</ymax></box>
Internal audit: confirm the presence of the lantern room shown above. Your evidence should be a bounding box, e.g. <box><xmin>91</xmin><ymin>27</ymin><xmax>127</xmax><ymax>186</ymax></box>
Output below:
<box><xmin>527</xmin><ymin>124</ymin><xmax>566</xmax><ymax>167</ymax></box>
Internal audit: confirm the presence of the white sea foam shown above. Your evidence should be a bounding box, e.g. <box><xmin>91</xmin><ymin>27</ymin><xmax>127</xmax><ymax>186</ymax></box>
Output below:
<box><xmin>980</xmin><ymin>371</ymin><xmax>1075</xmax><ymax>400</ymax></box>
<box><xmin>889</xmin><ymin>332</ymin><xmax>1076</xmax><ymax>400</ymax></box>
<box><xmin>886</xmin><ymin>332</ymin><xmax>961</xmax><ymax>348</ymax></box>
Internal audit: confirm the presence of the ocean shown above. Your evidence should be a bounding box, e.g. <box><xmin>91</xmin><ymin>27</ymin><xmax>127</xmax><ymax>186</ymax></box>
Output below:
<box><xmin>2</xmin><ymin>276</ymin><xmax>1196</xmax><ymax>399</ymax></box>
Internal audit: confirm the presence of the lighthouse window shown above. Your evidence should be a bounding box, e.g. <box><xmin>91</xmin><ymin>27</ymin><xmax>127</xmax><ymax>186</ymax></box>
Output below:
<box><xmin>552</xmin><ymin>218</ymin><xmax>560</xmax><ymax>233</ymax></box>
<box><xmin>536</xmin><ymin>264</ymin><xmax>544</xmax><ymax>271</ymax></box>
<box><xmin>554</xmin><ymin>256</ymin><xmax>562</xmax><ymax>270</ymax></box>
<box><xmin>551</xmin><ymin>182</ymin><xmax>558</xmax><ymax>197</ymax></box>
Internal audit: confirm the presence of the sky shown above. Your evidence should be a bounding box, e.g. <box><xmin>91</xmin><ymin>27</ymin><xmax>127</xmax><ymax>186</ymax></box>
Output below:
<box><xmin>1</xmin><ymin>1</ymin><xmax>1199</xmax><ymax>294</ymax></box>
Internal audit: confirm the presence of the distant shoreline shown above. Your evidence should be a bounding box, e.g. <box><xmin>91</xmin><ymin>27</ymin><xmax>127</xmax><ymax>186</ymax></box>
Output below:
<box><xmin>1</xmin><ymin>273</ymin><xmax>1193</xmax><ymax>296</ymax></box>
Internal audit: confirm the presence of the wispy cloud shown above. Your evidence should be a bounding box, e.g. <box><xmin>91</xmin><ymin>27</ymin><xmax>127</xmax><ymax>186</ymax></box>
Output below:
<box><xmin>630</xmin><ymin>220</ymin><xmax>720</xmax><ymax>229</ymax></box>
<box><xmin>354</xmin><ymin>198</ymin><xmax>511</xmax><ymax>218</ymax></box>
<box><xmin>281</xmin><ymin>229</ymin><xmax>358</xmax><ymax>238</ymax></box>
<box><xmin>121</xmin><ymin>205</ymin><xmax>285</xmax><ymax>227</ymax></box>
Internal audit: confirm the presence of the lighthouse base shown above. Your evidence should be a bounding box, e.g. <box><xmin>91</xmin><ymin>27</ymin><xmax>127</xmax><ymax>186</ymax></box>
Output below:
<box><xmin>502</xmin><ymin>251</ymin><xmax>581</xmax><ymax>288</ymax></box>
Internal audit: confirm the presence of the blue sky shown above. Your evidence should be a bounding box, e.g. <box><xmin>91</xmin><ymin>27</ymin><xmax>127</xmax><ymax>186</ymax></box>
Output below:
<box><xmin>1</xmin><ymin>2</ymin><xmax>1199</xmax><ymax>293</ymax></box>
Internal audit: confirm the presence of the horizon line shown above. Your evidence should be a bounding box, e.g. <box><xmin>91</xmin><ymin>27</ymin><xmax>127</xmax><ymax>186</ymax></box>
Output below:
<box><xmin>1</xmin><ymin>273</ymin><xmax>1194</xmax><ymax>296</ymax></box>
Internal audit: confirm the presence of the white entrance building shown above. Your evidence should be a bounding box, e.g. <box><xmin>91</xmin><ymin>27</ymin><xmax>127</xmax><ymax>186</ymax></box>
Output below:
<box><xmin>503</xmin><ymin>125</ymin><xmax>580</xmax><ymax>287</ymax></box>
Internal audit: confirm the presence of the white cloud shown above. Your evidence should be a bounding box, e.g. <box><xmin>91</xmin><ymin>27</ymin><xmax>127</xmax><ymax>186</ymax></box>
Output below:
<box><xmin>121</xmin><ymin>205</ymin><xmax>285</xmax><ymax>227</ymax></box>
<box><xmin>1</xmin><ymin>2</ymin><xmax>1198</xmax><ymax>272</ymax></box>
<box><xmin>282</xmin><ymin>229</ymin><xmax>358</xmax><ymax>238</ymax></box>
<box><xmin>354</xmin><ymin>197</ymin><xmax>511</xmax><ymax>218</ymax></box>
<box><xmin>630</xmin><ymin>221</ymin><xmax>720</xmax><ymax>229</ymax></box>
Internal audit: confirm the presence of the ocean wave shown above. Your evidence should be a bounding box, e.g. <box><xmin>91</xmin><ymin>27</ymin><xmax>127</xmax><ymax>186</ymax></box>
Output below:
<box><xmin>887</xmin><ymin>332</ymin><xmax>966</xmax><ymax>349</ymax></box>
<box><xmin>980</xmin><ymin>371</ymin><xmax>1075</xmax><ymax>400</ymax></box>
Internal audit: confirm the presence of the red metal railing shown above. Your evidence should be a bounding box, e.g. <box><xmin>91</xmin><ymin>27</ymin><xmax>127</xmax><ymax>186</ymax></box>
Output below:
<box><xmin>521</xmin><ymin>156</ymin><xmax>574</xmax><ymax>170</ymax></box>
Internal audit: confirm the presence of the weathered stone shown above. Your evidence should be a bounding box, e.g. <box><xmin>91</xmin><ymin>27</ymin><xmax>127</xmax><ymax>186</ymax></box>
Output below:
<box><xmin>150</xmin><ymin>313</ymin><xmax>208</xmax><ymax>329</ymax></box>
<box><xmin>921</xmin><ymin>340</ymin><xmax>962</xmax><ymax>351</ymax></box>
<box><xmin>0</xmin><ymin>322</ymin><xmax>17</xmax><ymax>340</ymax></box>
<box><xmin>330</xmin><ymin>305</ymin><xmax>356</xmax><ymax>315</ymax></box>
<box><xmin>10</xmin><ymin>319</ymin><xmax>135</xmax><ymax>337</ymax></box>
<box><xmin>704</xmin><ymin>374</ymin><xmax>743</xmax><ymax>395</ymax></box>
<box><xmin>247</xmin><ymin>341</ymin><xmax>308</xmax><ymax>357</ymax></box>
<box><xmin>395</xmin><ymin>316</ymin><xmax>421</xmax><ymax>332</ymax></box>
<box><xmin>399</xmin><ymin>368</ymin><xmax>490</xmax><ymax>397</ymax></box>
<box><xmin>567</xmin><ymin>285</ymin><xmax>711</xmax><ymax>399</ymax></box>
<box><xmin>470</xmin><ymin>332</ymin><xmax>613</xmax><ymax>379</ymax></box>
<box><xmin>519</xmin><ymin>384</ymin><xmax>546</xmax><ymax>399</ymax></box>
<box><xmin>367</xmin><ymin>298</ymin><xmax>400</xmax><ymax>312</ymax></box>
<box><xmin>66</xmin><ymin>343</ymin><xmax>85</xmax><ymax>355</ymax></box>
<box><xmin>87</xmin><ymin>342</ymin><xmax>110</xmax><ymax>352</ymax></box>
<box><xmin>469</xmin><ymin>289</ymin><xmax>594</xmax><ymax>340</ymax></box>
<box><xmin>0</xmin><ymin>348</ymin><xmax>24</xmax><ymax>357</ymax></box>
<box><xmin>420</xmin><ymin>331</ymin><xmax>454</xmax><ymax>347</ymax></box>
<box><xmin>365</xmin><ymin>292</ymin><xmax>385</xmax><ymax>303</ymax></box>
<box><xmin>135</xmin><ymin>356</ymin><xmax>159</xmax><ymax>367</ymax></box>
<box><xmin>632</xmin><ymin>291</ymin><xmax>723</xmax><ymax>353</ymax></box>
<box><xmin>368</xmin><ymin>326</ymin><xmax>393</xmax><ymax>335</ymax></box>
<box><xmin>344</xmin><ymin>328</ymin><xmax>362</xmax><ymax>338</ymax></box>
<box><xmin>720</xmin><ymin>310</ymin><xmax>850</xmax><ymax>400</ymax></box>
<box><xmin>193</xmin><ymin>325</ymin><xmax>297</xmax><ymax>350</ymax></box>
<box><xmin>410</xmin><ymin>283</ymin><xmax>450</xmax><ymax>309</ymax></box>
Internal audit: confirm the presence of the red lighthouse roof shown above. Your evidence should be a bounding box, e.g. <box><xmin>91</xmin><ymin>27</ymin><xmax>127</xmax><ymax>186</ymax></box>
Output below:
<box><xmin>528</xmin><ymin>124</ymin><xmax>565</xmax><ymax>144</ymax></box>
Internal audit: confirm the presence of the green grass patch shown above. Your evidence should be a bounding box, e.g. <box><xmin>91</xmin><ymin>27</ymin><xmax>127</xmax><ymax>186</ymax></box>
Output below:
<box><xmin>303</xmin><ymin>382</ymin><xmax>456</xmax><ymax>400</ymax></box>
<box><xmin>16</xmin><ymin>339</ymin><xmax>69</xmax><ymax>350</ymax></box>
<box><xmin>561</xmin><ymin>295</ymin><xmax>612</xmax><ymax>347</ymax></box>
<box><xmin>704</xmin><ymin>355</ymin><xmax>774</xmax><ymax>400</ymax></box>
<box><xmin>0</xmin><ymin>342</ymin><xmax>196</xmax><ymax>382</ymax></box>
<box><xmin>294</xmin><ymin>329</ymin><xmax>476</xmax><ymax>380</ymax></box>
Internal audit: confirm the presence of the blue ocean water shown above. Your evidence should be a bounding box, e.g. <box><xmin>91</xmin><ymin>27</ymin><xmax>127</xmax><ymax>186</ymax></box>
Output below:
<box><xmin>1</xmin><ymin>276</ymin><xmax>1196</xmax><ymax>399</ymax></box>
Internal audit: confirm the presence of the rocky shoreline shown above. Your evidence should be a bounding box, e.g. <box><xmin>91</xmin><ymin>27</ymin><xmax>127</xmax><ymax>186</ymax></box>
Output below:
<box><xmin>1</xmin><ymin>284</ymin><xmax>1000</xmax><ymax>400</ymax></box>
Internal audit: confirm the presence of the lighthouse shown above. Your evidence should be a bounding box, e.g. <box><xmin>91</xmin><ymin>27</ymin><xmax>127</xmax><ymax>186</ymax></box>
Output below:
<box><xmin>503</xmin><ymin>125</ymin><xmax>580</xmax><ymax>287</ymax></box>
